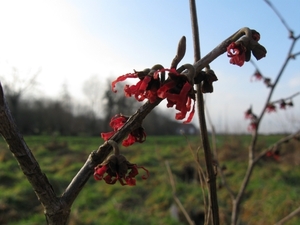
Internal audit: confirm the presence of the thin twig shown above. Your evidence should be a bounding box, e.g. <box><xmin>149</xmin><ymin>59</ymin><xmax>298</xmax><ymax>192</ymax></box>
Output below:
<box><xmin>270</xmin><ymin>92</ymin><xmax>300</xmax><ymax>104</ymax></box>
<box><xmin>263</xmin><ymin>0</ymin><xmax>293</xmax><ymax>34</ymax></box>
<box><xmin>254</xmin><ymin>130</ymin><xmax>300</xmax><ymax>163</ymax></box>
<box><xmin>183</xmin><ymin>134</ymin><xmax>209</xmax><ymax>224</ymax></box>
<box><xmin>165</xmin><ymin>161</ymin><xmax>195</xmax><ymax>225</ymax></box>
<box><xmin>274</xmin><ymin>205</ymin><xmax>300</xmax><ymax>225</ymax></box>
<box><xmin>189</xmin><ymin>0</ymin><xmax>220</xmax><ymax>224</ymax></box>
<box><xmin>205</xmin><ymin>104</ymin><xmax>235</xmax><ymax>200</ymax></box>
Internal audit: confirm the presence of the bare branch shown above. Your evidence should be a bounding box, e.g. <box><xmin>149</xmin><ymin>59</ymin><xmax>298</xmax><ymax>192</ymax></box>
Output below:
<box><xmin>274</xmin><ymin>205</ymin><xmax>300</xmax><ymax>225</ymax></box>
<box><xmin>264</xmin><ymin>0</ymin><xmax>293</xmax><ymax>35</ymax></box>
<box><xmin>0</xmin><ymin>82</ymin><xmax>69</xmax><ymax>224</ymax></box>
<box><xmin>254</xmin><ymin>130</ymin><xmax>300</xmax><ymax>163</ymax></box>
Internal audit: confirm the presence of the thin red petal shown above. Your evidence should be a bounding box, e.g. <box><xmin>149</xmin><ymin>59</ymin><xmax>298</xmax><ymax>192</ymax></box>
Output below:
<box><xmin>101</xmin><ymin>131</ymin><xmax>115</xmax><ymax>140</ymax></box>
<box><xmin>94</xmin><ymin>165</ymin><xmax>108</xmax><ymax>180</ymax></box>
<box><xmin>111</xmin><ymin>73</ymin><xmax>138</xmax><ymax>92</ymax></box>
<box><xmin>122</xmin><ymin>134</ymin><xmax>136</xmax><ymax>147</ymax></box>
<box><xmin>157</xmin><ymin>81</ymin><xmax>176</xmax><ymax>98</ymax></box>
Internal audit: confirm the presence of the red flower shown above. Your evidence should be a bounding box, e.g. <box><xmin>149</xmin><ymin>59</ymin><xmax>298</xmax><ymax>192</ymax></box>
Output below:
<box><xmin>245</xmin><ymin>107</ymin><xmax>254</xmax><ymax>119</ymax></box>
<box><xmin>156</xmin><ymin>69</ymin><xmax>195</xmax><ymax>123</ymax></box>
<box><xmin>251</xmin><ymin>70</ymin><xmax>263</xmax><ymax>81</ymax></box>
<box><xmin>280</xmin><ymin>100</ymin><xmax>293</xmax><ymax>109</ymax></box>
<box><xmin>94</xmin><ymin>154</ymin><xmax>149</xmax><ymax>186</ymax></box>
<box><xmin>280</xmin><ymin>100</ymin><xmax>287</xmax><ymax>109</ymax></box>
<box><xmin>111</xmin><ymin>69</ymin><xmax>161</xmax><ymax>103</ymax></box>
<box><xmin>101</xmin><ymin>114</ymin><xmax>146</xmax><ymax>147</ymax></box>
<box><xmin>248</xmin><ymin>121</ymin><xmax>258</xmax><ymax>132</ymax></box>
<box><xmin>227</xmin><ymin>42</ymin><xmax>247</xmax><ymax>67</ymax></box>
<box><xmin>266</xmin><ymin>104</ymin><xmax>276</xmax><ymax>113</ymax></box>
<box><xmin>265</xmin><ymin>150</ymin><xmax>280</xmax><ymax>161</ymax></box>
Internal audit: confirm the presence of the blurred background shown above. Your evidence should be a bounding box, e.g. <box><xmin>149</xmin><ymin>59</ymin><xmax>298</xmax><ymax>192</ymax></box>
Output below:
<box><xmin>0</xmin><ymin>0</ymin><xmax>299</xmax><ymax>135</ymax></box>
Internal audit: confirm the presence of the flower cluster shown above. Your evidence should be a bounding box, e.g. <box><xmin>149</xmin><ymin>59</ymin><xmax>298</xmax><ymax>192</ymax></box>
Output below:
<box><xmin>244</xmin><ymin>106</ymin><xmax>258</xmax><ymax>132</ymax></box>
<box><xmin>227</xmin><ymin>29</ymin><xmax>267</xmax><ymax>67</ymax></box>
<box><xmin>265</xmin><ymin>100</ymin><xmax>294</xmax><ymax>113</ymax></box>
<box><xmin>101</xmin><ymin>114</ymin><xmax>146</xmax><ymax>147</ymax></box>
<box><xmin>94</xmin><ymin>151</ymin><xmax>149</xmax><ymax>186</ymax></box>
<box><xmin>112</xmin><ymin>66</ymin><xmax>196</xmax><ymax>124</ymax></box>
<box><xmin>112</xmin><ymin>67</ymin><xmax>161</xmax><ymax>103</ymax></box>
<box><xmin>279</xmin><ymin>99</ymin><xmax>294</xmax><ymax>109</ymax></box>
<box><xmin>265</xmin><ymin>150</ymin><xmax>280</xmax><ymax>161</ymax></box>
<box><xmin>250</xmin><ymin>70</ymin><xmax>273</xmax><ymax>88</ymax></box>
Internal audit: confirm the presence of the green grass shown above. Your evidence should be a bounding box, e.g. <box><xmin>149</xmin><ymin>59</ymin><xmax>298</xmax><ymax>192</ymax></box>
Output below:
<box><xmin>0</xmin><ymin>134</ymin><xmax>300</xmax><ymax>224</ymax></box>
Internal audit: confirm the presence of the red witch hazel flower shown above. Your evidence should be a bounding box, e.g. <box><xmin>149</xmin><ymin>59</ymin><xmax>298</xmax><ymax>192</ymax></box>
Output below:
<box><xmin>248</xmin><ymin>120</ymin><xmax>258</xmax><ymax>132</ymax></box>
<box><xmin>265</xmin><ymin>103</ymin><xmax>276</xmax><ymax>113</ymax></box>
<box><xmin>279</xmin><ymin>100</ymin><xmax>293</xmax><ymax>109</ymax></box>
<box><xmin>227</xmin><ymin>42</ymin><xmax>247</xmax><ymax>67</ymax></box>
<box><xmin>111</xmin><ymin>65</ymin><xmax>165</xmax><ymax>103</ymax></box>
<box><xmin>245</xmin><ymin>106</ymin><xmax>258</xmax><ymax>132</ymax></box>
<box><xmin>94</xmin><ymin>140</ymin><xmax>149</xmax><ymax>186</ymax></box>
<box><xmin>251</xmin><ymin>70</ymin><xmax>263</xmax><ymax>81</ymax></box>
<box><xmin>156</xmin><ymin>65</ymin><xmax>196</xmax><ymax>123</ymax></box>
<box><xmin>244</xmin><ymin>106</ymin><xmax>254</xmax><ymax>119</ymax></box>
<box><xmin>227</xmin><ymin>29</ymin><xmax>266</xmax><ymax>67</ymax></box>
<box><xmin>101</xmin><ymin>114</ymin><xmax>146</xmax><ymax>147</ymax></box>
<box><xmin>265</xmin><ymin>146</ymin><xmax>280</xmax><ymax>161</ymax></box>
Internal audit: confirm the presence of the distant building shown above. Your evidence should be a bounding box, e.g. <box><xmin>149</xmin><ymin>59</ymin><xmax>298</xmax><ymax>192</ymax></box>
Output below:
<box><xmin>175</xmin><ymin>123</ymin><xmax>199</xmax><ymax>135</ymax></box>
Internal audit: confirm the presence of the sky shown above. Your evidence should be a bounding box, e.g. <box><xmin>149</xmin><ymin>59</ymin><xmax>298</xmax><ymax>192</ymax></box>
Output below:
<box><xmin>0</xmin><ymin>0</ymin><xmax>299</xmax><ymax>134</ymax></box>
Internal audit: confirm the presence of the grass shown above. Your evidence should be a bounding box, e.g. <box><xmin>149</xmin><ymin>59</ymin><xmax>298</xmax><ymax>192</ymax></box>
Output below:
<box><xmin>0</xmin><ymin>134</ymin><xmax>300</xmax><ymax>224</ymax></box>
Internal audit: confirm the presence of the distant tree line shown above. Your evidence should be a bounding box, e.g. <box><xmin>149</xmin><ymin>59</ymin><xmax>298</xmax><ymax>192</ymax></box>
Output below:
<box><xmin>2</xmin><ymin>79</ymin><xmax>198</xmax><ymax>136</ymax></box>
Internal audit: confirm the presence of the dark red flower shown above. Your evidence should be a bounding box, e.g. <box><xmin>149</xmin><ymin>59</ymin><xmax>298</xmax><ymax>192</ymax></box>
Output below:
<box><xmin>94</xmin><ymin>154</ymin><xmax>149</xmax><ymax>186</ymax></box>
<box><xmin>156</xmin><ymin>68</ymin><xmax>195</xmax><ymax>123</ymax></box>
<box><xmin>280</xmin><ymin>100</ymin><xmax>287</xmax><ymax>109</ymax></box>
<box><xmin>227</xmin><ymin>42</ymin><xmax>247</xmax><ymax>67</ymax></box>
<box><xmin>245</xmin><ymin>107</ymin><xmax>254</xmax><ymax>119</ymax></box>
<box><xmin>280</xmin><ymin>100</ymin><xmax>293</xmax><ymax>109</ymax></box>
<box><xmin>248</xmin><ymin>121</ymin><xmax>258</xmax><ymax>132</ymax></box>
<box><xmin>101</xmin><ymin>114</ymin><xmax>146</xmax><ymax>147</ymax></box>
<box><xmin>251</xmin><ymin>70</ymin><xmax>263</xmax><ymax>81</ymax></box>
<box><xmin>263</xmin><ymin>78</ymin><xmax>273</xmax><ymax>88</ymax></box>
<box><xmin>265</xmin><ymin>150</ymin><xmax>280</xmax><ymax>161</ymax></box>
<box><xmin>266</xmin><ymin>104</ymin><xmax>276</xmax><ymax>113</ymax></box>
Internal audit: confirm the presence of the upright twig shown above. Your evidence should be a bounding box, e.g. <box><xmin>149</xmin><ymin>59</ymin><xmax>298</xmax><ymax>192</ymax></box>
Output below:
<box><xmin>189</xmin><ymin>0</ymin><xmax>219</xmax><ymax>224</ymax></box>
<box><xmin>165</xmin><ymin>161</ymin><xmax>195</xmax><ymax>225</ymax></box>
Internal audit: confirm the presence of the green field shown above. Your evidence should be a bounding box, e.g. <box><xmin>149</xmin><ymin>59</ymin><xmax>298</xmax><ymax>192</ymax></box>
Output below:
<box><xmin>0</xmin><ymin>135</ymin><xmax>299</xmax><ymax>225</ymax></box>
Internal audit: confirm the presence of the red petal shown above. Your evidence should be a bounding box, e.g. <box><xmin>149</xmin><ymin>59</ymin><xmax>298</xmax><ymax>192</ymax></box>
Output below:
<box><xmin>157</xmin><ymin>81</ymin><xmax>176</xmax><ymax>98</ymax></box>
<box><xmin>139</xmin><ymin>76</ymin><xmax>151</xmax><ymax>91</ymax></box>
<box><xmin>183</xmin><ymin>99</ymin><xmax>195</xmax><ymax>124</ymax></box>
<box><xmin>101</xmin><ymin>131</ymin><xmax>115</xmax><ymax>140</ymax></box>
<box><xmin>110</xmin><ymin>115</ymin><xmax>127</xmax><ymax>130</ymax></box>
<box><xmin>122</xmin><ymin>134</ymin><xmax>136</xmax><ymax>147</ymax></box>
<box><xmin>125</xmin><ymin>177</ymin><xmax>136</xmax><ymax>186</ymax></box>
<box><xmin>111</xmin><ymin>73</ymin><xmax>138</xmax><ymax>93</ymax></box>
<box><xmin>94</xmin><ymin>165</ymin><xmax>108</xmax><ymax>180</ymax></box>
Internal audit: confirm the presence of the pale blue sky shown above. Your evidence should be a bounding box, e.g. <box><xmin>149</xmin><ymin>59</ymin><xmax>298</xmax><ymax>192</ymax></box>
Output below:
<box><xmin>0</xmin><ymin>0</ymin><xmax>299</xmax><ymax>133</ymax></box>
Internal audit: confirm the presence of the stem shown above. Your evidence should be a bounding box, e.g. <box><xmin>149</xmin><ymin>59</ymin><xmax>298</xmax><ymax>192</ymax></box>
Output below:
<box><xmin>189</xmin><ymin>0</ymin><xmax>219</xmax><ymax>225</ymax></box>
